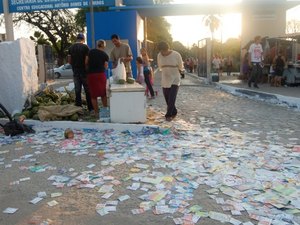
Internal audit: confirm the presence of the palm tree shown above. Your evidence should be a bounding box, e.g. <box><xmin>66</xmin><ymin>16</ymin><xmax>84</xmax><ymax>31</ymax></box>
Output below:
<box><xmin>203</xmin><ymin>14</ymin><xmax>221</xmax><ymax>41</ymax></box>
<box><xmin>203</xmin><ymin>14</ymin><xmax>222</xmax><ymax>65</ymax></box>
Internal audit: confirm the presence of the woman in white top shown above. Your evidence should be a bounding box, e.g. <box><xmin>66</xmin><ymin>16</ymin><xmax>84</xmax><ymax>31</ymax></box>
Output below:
<box><xmin>157</xmin><ymin>41</ymin><xmax>184</xmax><ymax>122</ymax></box>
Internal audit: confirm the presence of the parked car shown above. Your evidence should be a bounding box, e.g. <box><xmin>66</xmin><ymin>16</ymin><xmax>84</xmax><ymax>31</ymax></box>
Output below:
<box><xmin>51</xmin><ymin>64</ymin><xmax>73</xmax><ymax>78</ymax></box>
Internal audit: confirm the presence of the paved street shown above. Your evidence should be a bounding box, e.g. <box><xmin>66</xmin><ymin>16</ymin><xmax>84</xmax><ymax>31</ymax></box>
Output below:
<box><xmin>0</xmin><ymin>72</ymin><xmax>299</xmax><ymax>225</ymax></box>
<box><xmin>151</xmin><ymin>72</ymin><xmax>300</xmax><ymax>142</ymax></box>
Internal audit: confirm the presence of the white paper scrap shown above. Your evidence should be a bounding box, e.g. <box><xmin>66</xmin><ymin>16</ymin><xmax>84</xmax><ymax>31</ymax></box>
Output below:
<box><xmin>96</xmin><ymin>208</ymin><xmax>109</xmax><ymax>216</ymax></box>
<box><xmin>51</xmin><ymin>192</ymin><xmax>62</xmax><ymax>198</ymax></box>
<box><xmin>87</xmin><ymin>163</ymin><xmax>95</xmax><ymax>168</ymax></box>
<box><xmin>3</xmin><ymin>207</ymin><xmax>18</xmax><ymax>214</ymax></box>
<box><xmin>30</xmin><ymin>197</ymin><xmax>43</xmax><ymax>204</ymax></box>
<box><xmin>47</xmin><ymin>200</ymin><xmax>58</xmax><ymax>207</ymax></box>
<box><xmin>37</xmin><ymin>192</ymin><xmax>47</xmax><ymax>198</ymax></box>
<box><xmin>101</xmin><ymin>193</ymin><xmax>113</xmax><ymax>199</ymax></box>
<box><xmin>19</xmin><ymin>177</ymin><xmax>31</xmax><ymax>182</ymax></box>
<box><xmin>173</xmin><ymin>218</ymin><xmax>183</xmax><ymax>224</ymax></box>
<box><xmin>118</xmin><ymin>195</ymin><xmax>130</xmax><ymax>202</ymax></box>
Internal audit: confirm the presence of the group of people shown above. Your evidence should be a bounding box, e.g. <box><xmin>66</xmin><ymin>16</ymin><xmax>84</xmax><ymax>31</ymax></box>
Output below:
<box><xmin>184</xmin><ymin>58</ymin><xmax>197</xmax><ymax>73</ymax></box>
<box><xmin>68</xmin><ymin>33</ymin><xmax>109</xmax><ymax>119</ymax></box>
<box><xmin>244</xmin><ymin>35</ymin><xmax>286</xmax><ymax>89</ymax></box>
<box><xmin>212</xmin><ymin>55</ymin><xmax>233</xmax><ymax>77</ymax></box>
<box><xmin>68</xmin><ymin>33</ymin><xmax>184</xmax><ymax>122</ymax></box>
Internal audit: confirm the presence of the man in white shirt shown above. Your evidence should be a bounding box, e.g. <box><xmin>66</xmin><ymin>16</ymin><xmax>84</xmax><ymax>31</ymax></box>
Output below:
<box><xmin>157</xmin><ymin>41</ymin><xmax>184</xmax><ymax>122</ymax></box>
<box><xmin>248</xmin><ymin>35</ymin><xmax>263</xmax><ymax>88</ymax></box>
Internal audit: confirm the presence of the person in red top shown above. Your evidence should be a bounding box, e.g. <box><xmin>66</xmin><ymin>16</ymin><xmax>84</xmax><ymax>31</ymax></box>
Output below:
<box><xmin>87</xmin><ymin>39</ymin><xmax>109</xmax><ymax>118</ymax></box>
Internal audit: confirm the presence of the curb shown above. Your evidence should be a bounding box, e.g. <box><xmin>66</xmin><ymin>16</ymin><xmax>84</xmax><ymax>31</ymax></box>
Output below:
<box><xmin>216</xmin><ymin>83</ymin><xmax>300</xmax><ymax>109</ymax></box>
<box><xmin>186</xmin><ymin>72</ymin><xmax>300</xmax><ymax>109</ymax></box>
<box><xmin>24</xmin><ymin>120</ymin><xmax>159</xmax><ymax>132</ymax></box>
<box><xmin>0</xmin><ymin>119</ymin><xmax>159</xmax><ymax>132</ymax></box>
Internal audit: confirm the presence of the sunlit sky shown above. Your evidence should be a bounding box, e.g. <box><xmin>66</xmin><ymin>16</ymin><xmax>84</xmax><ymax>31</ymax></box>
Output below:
<box><xmin>165</xmin><ymin>14</ymin><xmax>241</xmax><ymax>47</ymax></box>
<box><xmin>166</xmin><ymin>0</ymin><xmax>300</xmax><ymax>47</ymax></box>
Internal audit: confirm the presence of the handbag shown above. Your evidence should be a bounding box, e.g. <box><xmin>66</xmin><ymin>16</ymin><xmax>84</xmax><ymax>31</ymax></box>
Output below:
<box><xmin>112</xmin><ymin>58</ymin><xmax>126</xmax><ymax>82</ymax></box>
<box><xmin>0</xmin><ymin>103</ymin><xmax>35</xmax><ymax>136</ymax></box>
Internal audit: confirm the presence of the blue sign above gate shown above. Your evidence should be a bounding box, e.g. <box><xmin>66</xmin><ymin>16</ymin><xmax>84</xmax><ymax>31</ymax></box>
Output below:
<box><xmin>9</xmin><ymin>0</ymin><xmax>115</xmax><ymax>13</ymax></box>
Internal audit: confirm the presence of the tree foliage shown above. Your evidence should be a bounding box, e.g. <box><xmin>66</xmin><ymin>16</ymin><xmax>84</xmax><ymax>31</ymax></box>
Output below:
<box><xmin>147</xmin><ymin>17</ymin><xmax>173</xmax><ymax>45</ymax></box>
<box><xmin>172</xmin><ymin>41</ymin><xmax>189</xmax><ymax>60</ymax></box>
<box><xmin>30</xmin><ymin>31</ymin><xmax>51</xmax><ymax>46</ymax></box>
<box><xmin>75</xmin><ymin>7</ymin><xmax>109</xmax><ymax>28</ymax></box>
<box><xmin>12</xmin><ymin>10</ymin><xmax>82</xmax><ymax>65</ymax></box>
<box><xmin>212</xmin><ymin>38</ymin><xmax>241</xmax><ymax>71</ymax></box>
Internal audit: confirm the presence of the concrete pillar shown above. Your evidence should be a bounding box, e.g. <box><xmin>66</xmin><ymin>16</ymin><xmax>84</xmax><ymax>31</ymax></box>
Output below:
<box><xmin>37</xmin><ymin>45</ymin><xmax>46</xmax><ymax>84</ymax></box>
<box><xmin>241</xmin><ymin>2</ymin><xmax>287</xmax><ymax>48</ymax></box>
<box><xmin>3</xmin><ymin>0</ymin><xmax>14</xmax><ymax>41</ymax></box>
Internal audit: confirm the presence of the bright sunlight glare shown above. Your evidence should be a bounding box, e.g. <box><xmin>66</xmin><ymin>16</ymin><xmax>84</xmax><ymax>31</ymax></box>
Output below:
<box><xmin>165</xmin><ymin>0</ymin><xmax>243</xmax><ymax>47</ymax></box>
<box><xmin>165</xmin><ymin>14</ymin><xmax>242</xmax><ymax>48</ymax></box>
<box><xmin>166</xmin><ymin>0</ymin><xmax>300</xmax><ymax>47</ymax></box>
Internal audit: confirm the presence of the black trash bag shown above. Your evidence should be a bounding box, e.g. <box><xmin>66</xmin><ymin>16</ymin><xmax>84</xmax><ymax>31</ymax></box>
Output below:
<box><xmin>1</xmin><ymin>120</ymin><xmax>35</xmax><ymax>136</ymax></box>
<box><xmin>0</xmin><ymin>103</ymin><xmax>35</xmax><ymax>136</ymax></box>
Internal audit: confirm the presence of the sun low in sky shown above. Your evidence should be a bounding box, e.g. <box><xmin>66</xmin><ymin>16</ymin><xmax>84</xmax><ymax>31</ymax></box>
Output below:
<box><xmin>166</xmin><ymin>0</ymin><xmax>300</xmax><ymax>47</ymax></box>
<box><xmin>165</xmin><ymin>0</ymin><xmax>243</xmax><ymax>47</ymax></box>
<box><xmin>165</xmin><ymin>14</ymin><xmax>242</xmax><ymax>47</ymax></box>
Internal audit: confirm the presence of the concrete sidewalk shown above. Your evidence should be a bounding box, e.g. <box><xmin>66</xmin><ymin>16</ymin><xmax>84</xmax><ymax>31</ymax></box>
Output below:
<box><xmin>218</xmin><ymin>75</ymin><xmax>300</xmax><ymax>98</ymax></box>
<box><xmin>189</xmin><ymin>73</ymin><xmax>300</xmax><ymax>109</ymax></box>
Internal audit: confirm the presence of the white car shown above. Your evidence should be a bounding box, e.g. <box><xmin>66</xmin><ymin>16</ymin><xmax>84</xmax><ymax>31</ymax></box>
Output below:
<box><xmin>52</xmin><ymin>64</ymin><xmax>73</xmax><ymax>78</ymax></box>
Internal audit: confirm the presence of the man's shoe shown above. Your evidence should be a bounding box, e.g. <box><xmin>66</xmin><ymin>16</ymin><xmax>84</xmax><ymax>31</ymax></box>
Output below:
<box><xmin>254</xmin><ymin>85</ymin><xmax>259</xmax><ymax>88</ymax></box>
<box><xmin>166</xmin><ymin>117</ymin><xmax>173</xmax><ymax>122</ymax></box>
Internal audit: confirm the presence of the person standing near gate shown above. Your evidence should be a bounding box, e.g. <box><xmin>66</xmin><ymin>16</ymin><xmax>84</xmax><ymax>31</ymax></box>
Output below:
<box><xmin>225</xmin><ymin>55</ymin><xmax>233</xmax><ymax>76</ymax></box>
<box><xmin>68</xmin><ymin>33</ymin><xmax>93</xmax><ymax>112</ymax></box>
<box><xmin>157</xmin><ymin>41</ymin><xmax>183</xmax><ymax>122</ymax></box>
<box><xmin>248</xmin><ymin>35</ymin><xmax>263</xmax><ymax>88</ymax></box>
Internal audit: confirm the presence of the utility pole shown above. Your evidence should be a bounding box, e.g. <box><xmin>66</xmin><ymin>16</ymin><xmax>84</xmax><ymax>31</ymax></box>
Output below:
<box><xmin>3</xmin><ymin>0</ymin><xmax>14</xmax><ymax>41</ymax></box>
<box><xmin>89</xmin><ymin>0</ymin><xmax>95</xmax><ymax>48</ymax></box>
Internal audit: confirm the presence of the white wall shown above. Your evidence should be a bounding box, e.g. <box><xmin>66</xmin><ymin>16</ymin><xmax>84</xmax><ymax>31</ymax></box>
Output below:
<box><xmin>0</xmin><ymin>38</ymin><xmax>38</xmax><ymax>115</ymax></box>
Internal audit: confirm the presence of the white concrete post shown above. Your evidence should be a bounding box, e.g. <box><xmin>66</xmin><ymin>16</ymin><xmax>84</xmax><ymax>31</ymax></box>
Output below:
<box><xmin>206</xmin><ymin>38</ymin><xmax>212</xmax><ymax>82</ymax></box>
<box><xmin>3</xmin><ymin>0</ymin><xmax>14</xmax><ymax>41</ymax></box>
<box><xmin>37</xmin><ymin>45</ymin><xmax>46</xmax><ymax>84</ymax></box>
